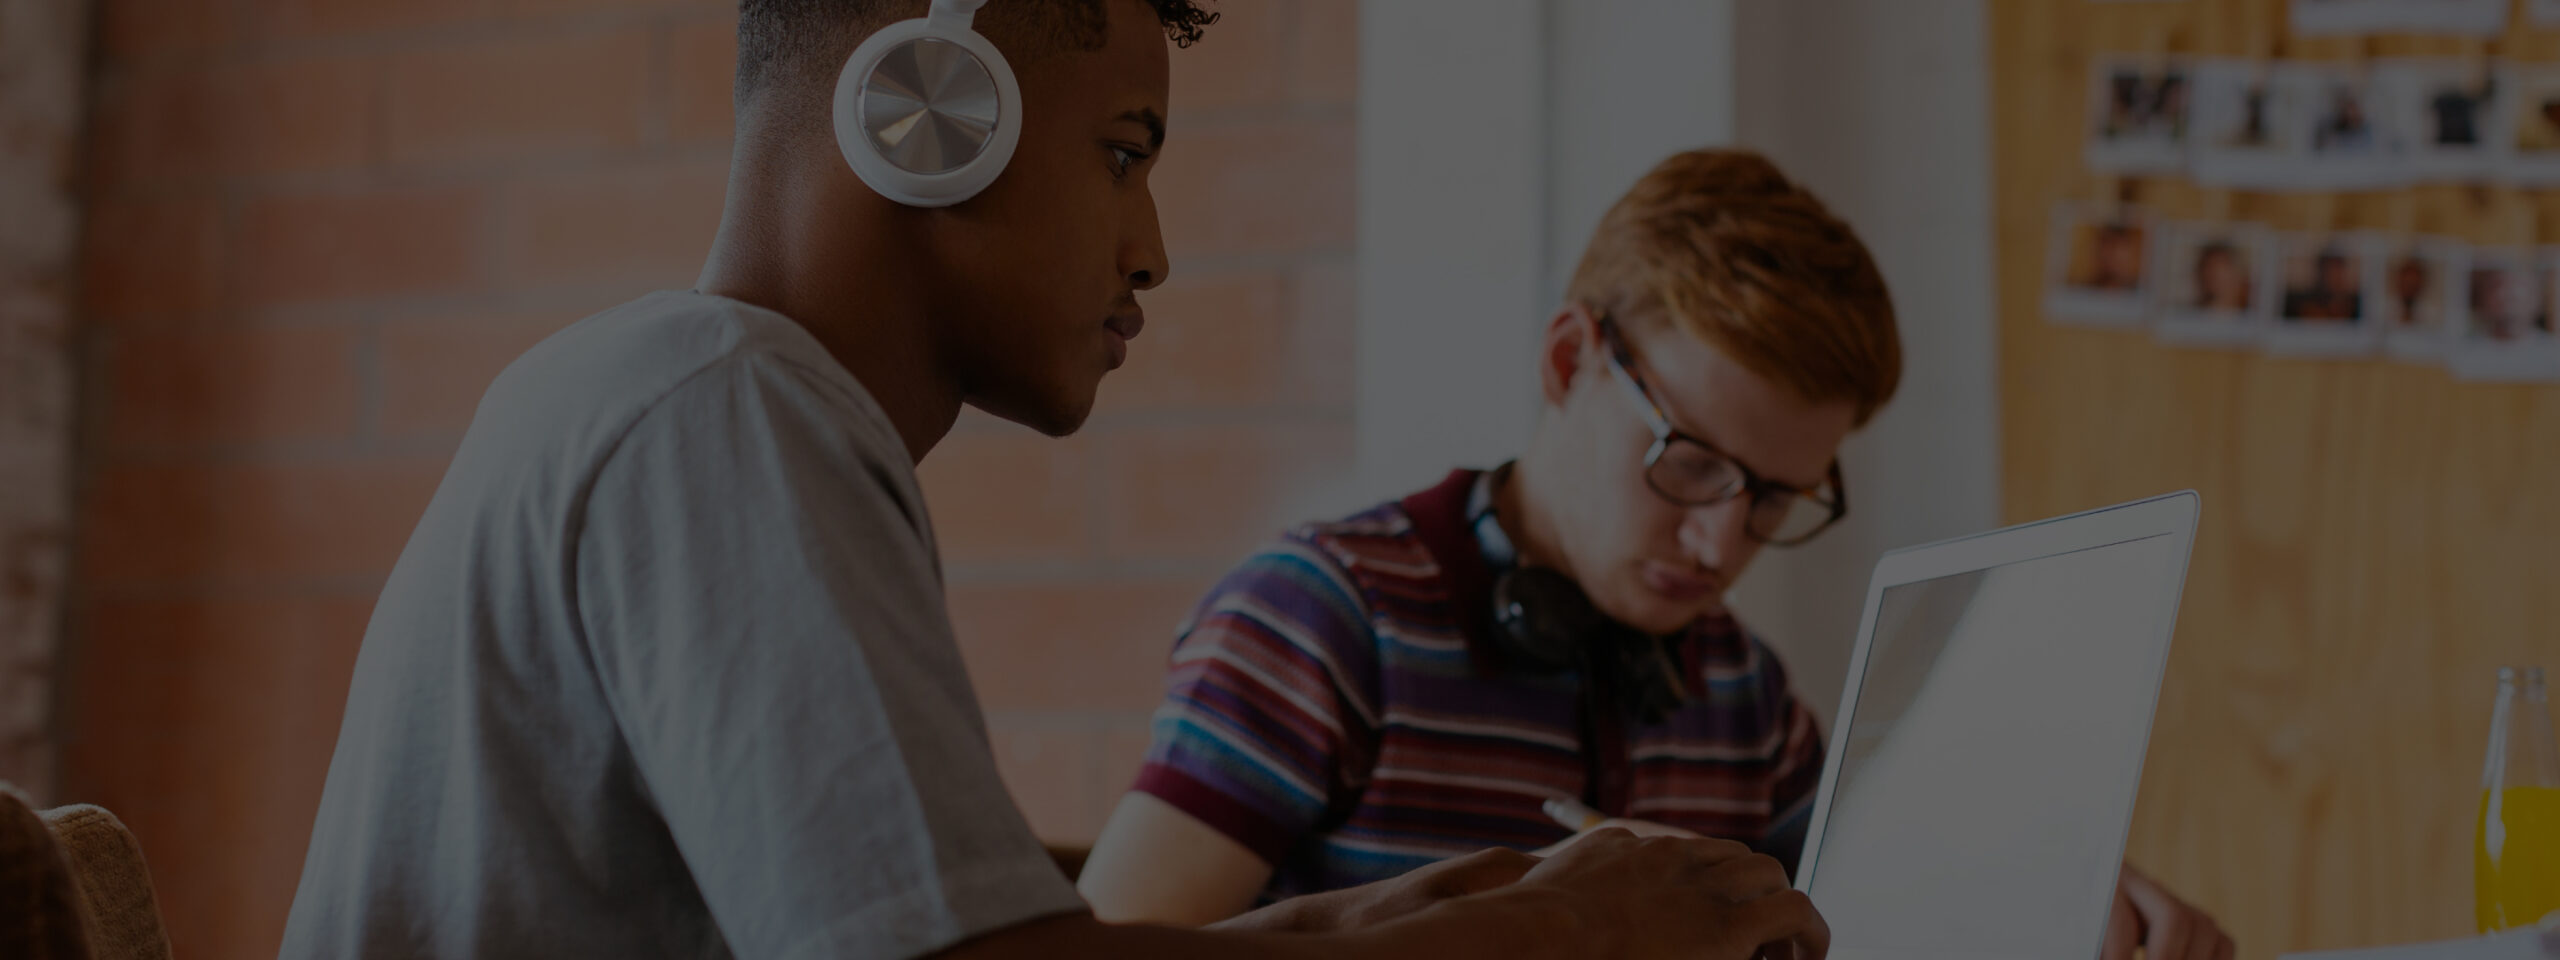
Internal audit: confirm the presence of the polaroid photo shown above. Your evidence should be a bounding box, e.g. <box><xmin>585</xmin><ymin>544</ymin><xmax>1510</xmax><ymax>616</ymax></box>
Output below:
<box><xmin>2152</xmin><ymin>221</ymin><xmax>2275</xmax><ymax>349</ymax></box>
<box><xmin>2377</xmin><ymin>236</ymin><xmax>2461</xmax><ymax>363</ymax></box>
<box><xmin>2191</xmin><ymin>59</ymin><xmax>2306</xmax><ymax>189</ymax></box>
<box><xmin>2448</xmin><ymin>246</ymin><xmax>2560</xmax><ymax>381</ymax></box>
<box><xmin>2265</xmin><ymin>231</ymin><xmax>2384</xmax><ymax>357</ymax></box>
<box><xmin>2379</xmin><ymin>0</ymin><xmax>2510</xmax><ymax>34</ymax></box>
<box><xmin>2045</xmin><ymin>204</ymin><xmax>2153</xmax><ymax>327</ymax></box>
<box><xmin>2292</xmin><ymin>0</ymin><xmax>2388</xmax><ymax>35</ymax></box>
<box><xmin>2375</xmin><ymin>58</ymin><xmax>2507</xmax><ymax>183</ymax></box>
<box><xmin>2291</xmin><ymin>63</ymin><xmax>2401</xmax><ymax>190</ymax></box>
<box><xmin>2504</xmin><ymin>64</ymin><xmax>2560</xmax><ymax>186</ymax></box>
<box><xmin>2086</xmin><ymin>56</ymin><xmax>2191</xmax><ymax>174</ymax></box>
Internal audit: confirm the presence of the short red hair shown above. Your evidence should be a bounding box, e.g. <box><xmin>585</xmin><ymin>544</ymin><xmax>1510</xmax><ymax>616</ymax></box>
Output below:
<box><xmin>1565</xmin><ymin>149</ymin><xmax>1902</xmax><ymax>425</ymax></box>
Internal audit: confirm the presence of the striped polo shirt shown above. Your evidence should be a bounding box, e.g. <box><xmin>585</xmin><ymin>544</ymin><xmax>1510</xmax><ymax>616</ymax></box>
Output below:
<box><xmin>1129</xmin><ymin>467</ymin><xmax>1826</xmax><ymax>902</ymax></box>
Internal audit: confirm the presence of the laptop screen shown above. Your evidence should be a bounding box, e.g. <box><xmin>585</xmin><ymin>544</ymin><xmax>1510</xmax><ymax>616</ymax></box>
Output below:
<box><xmin>1806</xmin><ymin>532</ymin><xmax>2187</xmax><ymax>960</ymax></box>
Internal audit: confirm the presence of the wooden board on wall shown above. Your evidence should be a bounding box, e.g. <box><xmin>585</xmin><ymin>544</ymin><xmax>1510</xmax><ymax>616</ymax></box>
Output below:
<box><xmin>1992</xmin><ymin>0</ymin><xmax>2560</xmax><ymax>955</ymax></box>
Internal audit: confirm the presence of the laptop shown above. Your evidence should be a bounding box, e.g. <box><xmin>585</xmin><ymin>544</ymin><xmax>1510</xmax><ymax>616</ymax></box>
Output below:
<box><xmin>1792</xmin><ymin>492</ymin><xmax>2201</xmax><ymax>960</ymax></box>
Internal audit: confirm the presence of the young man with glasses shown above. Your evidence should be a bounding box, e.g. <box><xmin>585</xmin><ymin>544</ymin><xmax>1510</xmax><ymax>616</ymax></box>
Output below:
<box><xmin>1078</xmin><ymin>149</ymin><xmax>2236</xmax><ymax>960</ymax></box>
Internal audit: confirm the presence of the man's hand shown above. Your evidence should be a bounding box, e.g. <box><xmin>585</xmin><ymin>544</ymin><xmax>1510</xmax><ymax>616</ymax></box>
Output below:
<box><xmin>1470</xmin><ymin>827</ymin><xmax>1828</xmax><ymax>960</ymax></box>
<box><xmin>2102</xmin><ymin>863</ymin><xmax>2233</xmax><ymax>960</ymax></box>
<box><xmin>1213</xmin><ymin>847</ymin><xmax>1540</xmax><ymax>934</ymax></box>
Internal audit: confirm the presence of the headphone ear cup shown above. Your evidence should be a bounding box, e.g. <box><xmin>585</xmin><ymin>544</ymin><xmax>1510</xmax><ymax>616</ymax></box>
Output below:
<box><xmin>832</xmin><ymin>13</ymin><xmax>1023</xmax><ymax>207</ymax></box>
<box><xmin>1491</xmin><ymin>568</ymin><xmax>1602</xmax><ymax>674</ymax></box>
<box><xmin>1493</xmin><ymin>568</ymin><xmax>1692</xmax><ymax>723</ymax></box>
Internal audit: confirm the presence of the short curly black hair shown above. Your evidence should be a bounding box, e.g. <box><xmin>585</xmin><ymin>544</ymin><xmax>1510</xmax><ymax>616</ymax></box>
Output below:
<box><xmin>737</xmin><ymin>0</ymin><xmax>1218</xmax><ymax>102</ymax></box>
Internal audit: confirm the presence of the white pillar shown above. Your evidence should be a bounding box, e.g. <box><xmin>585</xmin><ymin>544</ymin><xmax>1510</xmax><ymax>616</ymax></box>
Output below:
<box><xmin>1354</xmin><ymin>0</ymin><xmax>1738</xmax><ymax>501</ymax></box>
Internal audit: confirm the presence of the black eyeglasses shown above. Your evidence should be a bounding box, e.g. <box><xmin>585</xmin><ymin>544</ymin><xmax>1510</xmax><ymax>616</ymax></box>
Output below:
<box><xmin>1595</xmin><ymin>315</ymin><xmax>1848</xmax><ymax>547</ymax></box>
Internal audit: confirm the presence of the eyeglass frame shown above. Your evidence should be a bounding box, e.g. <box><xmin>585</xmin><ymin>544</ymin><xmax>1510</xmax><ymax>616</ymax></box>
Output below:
<box><xmin>1591</xmin><ymin>312</ymin><xmax>1849</xmax><ymax>547</ymax></box>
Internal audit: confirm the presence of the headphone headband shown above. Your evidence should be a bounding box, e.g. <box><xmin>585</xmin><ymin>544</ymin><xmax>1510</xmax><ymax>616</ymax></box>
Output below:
<box><xmin>928</xmin><ymin>0</ymin><xmax>988</xmax><ymax>28</ymax></box>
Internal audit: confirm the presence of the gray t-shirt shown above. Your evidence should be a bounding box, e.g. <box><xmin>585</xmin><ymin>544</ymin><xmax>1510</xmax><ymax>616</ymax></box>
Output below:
<box><xmin>278</xmin><ymin>291</ymin><xmax>1084</xmax><ymax>960</ymax></box>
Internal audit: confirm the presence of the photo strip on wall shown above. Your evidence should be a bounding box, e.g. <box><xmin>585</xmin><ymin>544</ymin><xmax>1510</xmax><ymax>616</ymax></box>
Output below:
<box><xmin>2045</xmin><ymin>203</ymin><xmax>2154</xmax><ymax>327</ymax></box>
<box><xmin>2043</xmin><ymin>201</ymin><xmax>2560</xmax><ymax>382</ymax></box>
<box><xmin>2087</xmin><ymin>55</ymin><xmax>2560</xmax><ymax>189</ymax></box>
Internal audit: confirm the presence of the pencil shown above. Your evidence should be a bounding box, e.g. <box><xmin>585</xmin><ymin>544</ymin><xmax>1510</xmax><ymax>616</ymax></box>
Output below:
<box><xmin>1542</xmin><ymin>796</ymin><xmax>1607</xmax><ymax>833</ymax></box>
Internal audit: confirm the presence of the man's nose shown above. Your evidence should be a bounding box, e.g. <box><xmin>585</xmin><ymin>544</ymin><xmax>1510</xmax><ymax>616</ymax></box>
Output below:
<box><xmin>1679</xmin><ymin>497</ymin><xmax>1755</xmax><ymax>570</ymax></box>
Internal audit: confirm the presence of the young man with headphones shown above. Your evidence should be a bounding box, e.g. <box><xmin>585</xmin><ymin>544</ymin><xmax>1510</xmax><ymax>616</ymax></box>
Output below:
<box><xmin>1077</xmin><ymin>149</ymin><xmax>2238</xmax><ymax>960</ymax></box>
<box><xmin>277</xmin><ymin>2</ymin><xmax>1831</xmax><ymax>959</ymax></box>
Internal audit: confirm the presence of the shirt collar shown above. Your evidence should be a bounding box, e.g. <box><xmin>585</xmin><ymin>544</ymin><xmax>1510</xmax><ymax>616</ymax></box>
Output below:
<box><xmin>1469</xmin><ymin>462</ymin><xmax>1522</xmax><ymax>574</ymax></box>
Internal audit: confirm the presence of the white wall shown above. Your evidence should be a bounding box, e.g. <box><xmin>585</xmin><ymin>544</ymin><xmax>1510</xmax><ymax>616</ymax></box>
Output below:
<box><xmin>1727</xmin><ymin>0</ymin><xmax>2001</xmax><ymax>729</ymax></box>
<box><xmin>1354</xmin><ymin>0</ymin><xmax>1550</xmax><ymax>500</ymax></box>
<box><xmin>1355</xmin><ymin>0</ymin><xmax>2000</xmax><ymax>731</ymax></box>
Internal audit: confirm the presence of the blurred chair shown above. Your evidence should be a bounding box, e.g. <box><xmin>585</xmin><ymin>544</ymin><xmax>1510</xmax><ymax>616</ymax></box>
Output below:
<box><xmin>0</xmin><ymin>783</ymin><xmax>173</xmax><ymax>960</ymax></box>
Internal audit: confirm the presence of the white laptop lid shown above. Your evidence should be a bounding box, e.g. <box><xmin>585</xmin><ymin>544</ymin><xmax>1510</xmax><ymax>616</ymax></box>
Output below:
<box><xmin>1792</xmin><ymin>492</ymin><xmax>2201</xmax><ymax>960</ymax></box>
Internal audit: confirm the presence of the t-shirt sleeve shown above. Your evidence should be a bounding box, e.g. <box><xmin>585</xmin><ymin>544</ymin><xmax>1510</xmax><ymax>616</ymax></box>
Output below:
<box><xmin>1749</xmin><ymin>638</ymin><xmax>1826</xmax><ymax>875</ymax></box>
<box><xmin>572</xmin><ymin>354</ymin><xmax>1082</xmax><ymax>960</ymax></box>
<box><xmin>1128</xmin><ymin>539</ymin><xmax>1380</xmax><ymax>866</ymax></box>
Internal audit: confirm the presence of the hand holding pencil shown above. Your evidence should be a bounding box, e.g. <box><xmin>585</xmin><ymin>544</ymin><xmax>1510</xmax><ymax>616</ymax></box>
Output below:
<box><xmin>1535</xmin><ymin>796</ymin><xmax>1704</xmax><ymax>857</ymax></box>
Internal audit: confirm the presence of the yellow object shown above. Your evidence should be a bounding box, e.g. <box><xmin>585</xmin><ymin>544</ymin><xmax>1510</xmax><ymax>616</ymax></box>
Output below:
<box><xmin>2475</xmin><ymin>786</ymin><xmax>2560</xmax><ymax>932</ymax></box>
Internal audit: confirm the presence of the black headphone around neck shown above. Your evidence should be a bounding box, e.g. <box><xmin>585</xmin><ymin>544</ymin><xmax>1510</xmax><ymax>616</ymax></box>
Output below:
<box><xmin>1489</xmin><ymin>566</ymin><xmax>1692</xmax><ymax>726</ymax></box>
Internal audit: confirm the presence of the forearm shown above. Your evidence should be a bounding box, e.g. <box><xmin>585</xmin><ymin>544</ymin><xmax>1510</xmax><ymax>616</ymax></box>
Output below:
<box><xmin>1216</xmin><ymin>892</ymin><xmax>1584</xmax><ymax>959</ymax></box>
<box><xmin>941</xmin><ymin>897</ymin><xmax>1581</xmax><ymax>960</ymax></box>
<box><xmin>1079</xmin><ymin>792</ymin><xmax>1272</xmax><ymax>926</ymax></box>
<box><xmin>1206</xmin><ymin>886</ymin><xmax>1364</xmax><ymax>934</ymax></box>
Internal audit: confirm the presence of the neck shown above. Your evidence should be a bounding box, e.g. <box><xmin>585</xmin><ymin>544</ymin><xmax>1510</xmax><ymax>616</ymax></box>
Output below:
<box><xmin>694</xmin><ymin>121</ymin><xmax>964</xmax><ymax>465</ymax></box>
<box><xmin>1491</xmin><ymin>456</ymin><xmax>1569</xmax><ymax>575</ymax></box>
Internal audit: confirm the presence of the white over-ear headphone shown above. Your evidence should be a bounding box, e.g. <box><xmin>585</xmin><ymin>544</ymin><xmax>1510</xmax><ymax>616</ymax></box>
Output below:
<box><xmin>832</xmin><ymin>0</ymin><xmax>1024</xmax><ymax>207</ymax></box>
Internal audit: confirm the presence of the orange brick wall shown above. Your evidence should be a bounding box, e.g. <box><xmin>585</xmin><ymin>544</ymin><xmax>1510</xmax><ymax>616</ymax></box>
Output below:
<box><xmin>62</xmin><ymin>1</ymin><xmax>1358</xmax><ymax>958</ymax></box>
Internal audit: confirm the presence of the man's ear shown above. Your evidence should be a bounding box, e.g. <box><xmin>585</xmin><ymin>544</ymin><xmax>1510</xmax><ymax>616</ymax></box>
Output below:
<box><xmin>1537</xmin><ymin>305</ymin><xmax>1600</xmax><ymax>408</ymax></box>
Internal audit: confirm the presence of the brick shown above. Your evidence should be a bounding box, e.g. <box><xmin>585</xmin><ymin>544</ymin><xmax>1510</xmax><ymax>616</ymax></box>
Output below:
<box><xmin>1152</xmin><ymin>116</ymin><xmax>1355</xmax><ymax>259</ymax></box>
<box><xmin>1168</xmin><ymin>0</ymin><xmax>1291</xmax><ymax>113</ymax></box>
<box><xmin>85</xmin><ymin>73</ymin><xmax>220</xmax><ymax>187</ymax></box>
<box><xmin>63</xmin><ymin>592</ymin><xmax>375</xmax><ymax>960</ymax></box>
<box><xmin>1098</xmin><ymin>420</ymin><xmax>1355</xmax><ymax>561</ymax></box>
<box><xmin>384</xmin><ymin>29</ymin><xmax>652</xmax><ymax>167</ymax></box>
<box><xmin>236</xmin><ymin>185</ymin><xmax>483</xmax><ymax>306</ymax></box>
<box><xmin>378</xmin><ymin>306</ymin><xmax>589</xmax><ymax>437</ymax></box>
<box><xmin>106</xmin><ymin>324</ymin><xmax>364</xmax><ymax>447</ymax></box>
<box><xmin>1285</xmin><ymin>257</ymin><xmax>1356</xmax><ymax>407</ymax></box>
<box><xmin>97</xmin><ymin>0</ymin><xmax>241</xmax><ymax>62</ymax></box>
<box><xmin>916</xmin><ymin>426</ymin><xmax>1092</xmax><ymax>565</ymax></box>
<box><xmin>91</xmin><ymin>55</ymin><xmax>375</xmax><ymax>186</ymax></box>
<box><xmin>220</xmin><ymin>56</ymin><xmax>380</xmax><ymax>176</ymax></box>
<box><xmin>666</xmin><ymin>15</ymin><xmax>738</xmax><ymax>144</ymax></box>
<box><xmin>987</xmin><ymin>719</ymin><xmax>1102</xmax><ymax>844</ymax></box>
<box><xmin>254</xmin><ymin>0</ymin><xmax>492</xmax><ymax>42</ymax></box>
<box><xmin>80</xmin><ymin>193</ymin><xmax>222</xmax><ymax>323</ymax></box>
<box><xmin>1292</xmin><ymin>0</ymin><xmax>1359</xmax><ymax>105</ymax></box>
<box><xmin>947</xmin><ymin>578</ymin><xmax>1210</xmax><ymax>714</ymax></box>
<box><xmin>80</xmin><ymin>457</ymin><xmax>449</xmax><ymax>584</ymax></box>
<box><xmin>497</xmin><ymin>159</ymin><xmax>727</xmax><ymax>288</ymax></box>
<box><xmin>1094</xmin><ymin>269</ymin><xmax>1291</xmax><ymax>414</ymax></box>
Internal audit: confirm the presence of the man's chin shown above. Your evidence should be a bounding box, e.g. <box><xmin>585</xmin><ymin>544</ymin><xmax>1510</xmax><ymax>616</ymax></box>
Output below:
<box><xmin>1609</xmin><ymin>590</ymin><xmax>1723</xmax><ymax>636</ymax></box>
<box><xmin>967</xmin><ymin>387</ymin><xmax>1097</xmax><ymax>439</ymax></box>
